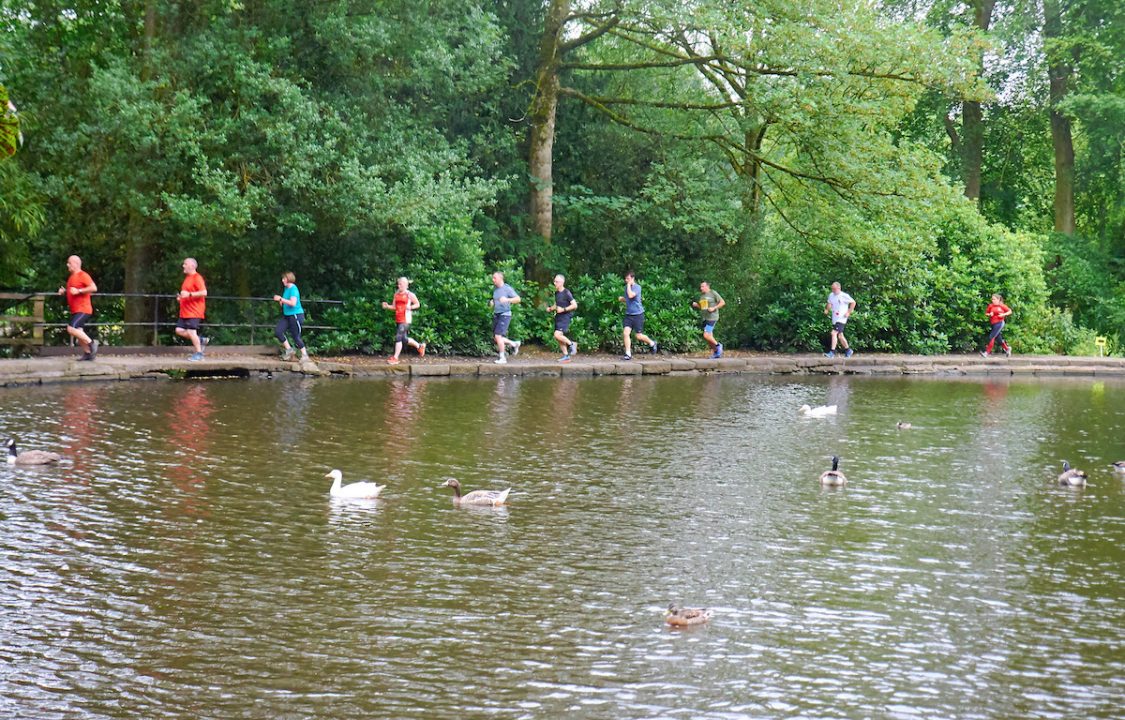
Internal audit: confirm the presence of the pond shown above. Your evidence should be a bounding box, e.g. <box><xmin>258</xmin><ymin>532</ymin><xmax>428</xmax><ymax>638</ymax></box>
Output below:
<box><xmin>1</xmin><ymin>374</ymin><xmax>1123</xmax><ymax>719</ymax></box>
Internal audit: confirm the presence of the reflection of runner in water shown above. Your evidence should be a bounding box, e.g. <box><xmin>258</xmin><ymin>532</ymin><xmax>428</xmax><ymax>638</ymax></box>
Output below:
<box><xmin>692</xmin><ymin>281</ymin><xmax>725</xmax><ymax>358</ymax></box>
<box><xmin>547</xmin><ymin>274</ymin><xmax>578</xmax><ymax>363</ymax></box>
<box><xmin>381</xmin><ymin>277</ymin><xmax>425</xmax><ymax>365</ymax></box>
<box><xmin>57</xmin><ymin>255</ymin><xmax>99</xmax><ymax>360</ymax></box>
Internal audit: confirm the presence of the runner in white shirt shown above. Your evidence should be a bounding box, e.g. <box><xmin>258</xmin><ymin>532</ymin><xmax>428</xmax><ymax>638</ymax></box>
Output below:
<box><xmin>824</xmin><ymin>281</ymin><xmax>856</xmax><ymax>358</ymax></box>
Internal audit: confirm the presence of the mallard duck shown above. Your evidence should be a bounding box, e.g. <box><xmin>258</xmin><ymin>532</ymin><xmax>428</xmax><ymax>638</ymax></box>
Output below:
<box><xmin>6</xmin><ymin>438</ymin><xmax>61</xmax><ymax>466</ymax></box>
<box><xmin>325</xmin><ymin>469</ymin><xmax>385</xmax><ymax>499</ymax></box>
<box><xmin>799</xmin><ymin>404</ymin><xmax>837</xmax><ymax>417</ymax></box>
<box><xmin>820</xmin><ymin>455</ymin><xmax>847</xmax><ymax>486</ymax></box>
<box><xmin>666</xmin><ymin>604</ymin><xmax>712</xmax><ymax>627</ymax></box>
<box><xmin>1057</xmin><ymin>461</ymin><xmax>1087</xmax><ymax>487</ymax></box>
<box><xmin>1110</xmin><ymin>461</ymin><xmax>1125</xmax><ymax>474</ymax></box>
<box><xmin>441</xmin><ymin>478</ymin><xmax>510</xmax><ymax>506</ymax></box>
<box><xmin>896</xmin><ymin>422</ymin><xmax>912</xmax><ymax>430</ymax></box>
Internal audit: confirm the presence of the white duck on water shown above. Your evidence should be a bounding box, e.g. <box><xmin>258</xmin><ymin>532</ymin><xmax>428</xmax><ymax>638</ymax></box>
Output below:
<box><xmin>799</xmin><ymin>404</ymin><xmax>837</xmax><ymax>417</ymax></box>
<box><xmin>441</xmin><ymin>478</ymin><xmax>510</xmax><ymax>506</ymax></box>
<box><xmin>7</xmin><ymin>438</ymin><xmax>61</xmax><ymax>466</ymax></box>
<box><xmin>325</xmin><ymin>469</ymin><xmax>386</xmax><ymax>499</ymax></box>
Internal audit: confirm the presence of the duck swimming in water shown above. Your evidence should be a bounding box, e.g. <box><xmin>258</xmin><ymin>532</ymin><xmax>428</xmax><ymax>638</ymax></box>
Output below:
<box><xmin>1057</xmin><ymin>461</ymin><xmax>1087</xmax><ymax>487</ymax></box>
<box><xmin>799</xmin><ymin>404</ymin><xmax>837</xmax><ymax>417</ymax></box>
<box><xmin>325</xmin><ymin>469</ymin><xmax>386</xmax><ymax>499</ymax></box>
<box><xmin>6</xmin><ymin>438</ymin><xmax>61</xmax><ymax>466</ymax></box>
<box><xmin>896</xmin><ymin>422</ymin><xmax>912</xmax><ymax>430</ymax></box>
<box><xmin>441</xmin><ymin>478</ymin><xmax>510</xmax><ymax>506</ymax></box>
<box><xmin>1110</xmin><ymin>461</ymin><xmax>1125</xmax><ymax>474</ymax></box>
<box><xmin>666</xmin><ymin>604</ymin><xmax>712</xmax><ymax>627</ymax></box>
<box><xmin>819</xmin><ymin>455</ymin><xmax>847</xmax><ymax>487</ymax></box>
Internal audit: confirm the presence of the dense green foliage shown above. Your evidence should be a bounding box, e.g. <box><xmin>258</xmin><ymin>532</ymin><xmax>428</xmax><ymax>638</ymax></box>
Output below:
<box><xmin>0</xmin><ymin>0</ymin><xmax>1121</xmax><ymax>356</ymax></box>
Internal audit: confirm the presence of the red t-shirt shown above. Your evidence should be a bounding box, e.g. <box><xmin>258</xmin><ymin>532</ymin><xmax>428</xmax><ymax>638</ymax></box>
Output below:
<box><xmin>393</xmin><ymin>290</ymin><xmax>417</xmax><ymax>324</ymax></box>
<box><xmin>179</xmin><ymin>272</ymin><xmax>207</xmax><ymax>319</ymax></box>
<box><xmin>987</xmin><ymin>302</ymin><xmax>1010</xmax><ymax>324</ymax></box>
<box><xmin>66</xmin><ymin>270</ymin><xmax>95</xmax><ymax>315</ymax></box>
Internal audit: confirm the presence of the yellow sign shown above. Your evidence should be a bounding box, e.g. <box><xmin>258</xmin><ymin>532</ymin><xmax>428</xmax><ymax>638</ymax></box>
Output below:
<box><xmin>1095</xmin><ymin>336</ymin><xmax>1107</xmax><ymax>356</ymax></box>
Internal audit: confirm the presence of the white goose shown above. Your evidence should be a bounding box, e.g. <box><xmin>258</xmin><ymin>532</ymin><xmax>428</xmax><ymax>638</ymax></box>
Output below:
<box><xmin>799</xmin><ymin>404</ymin><xmax>837</xmax><ymax>417</ymax></box>
<box><xmin>7</xmin><ymin>438</ymin><xmax>62</xmax><ymax>466</ymax></box>
<box><xmin>325</xmin><ymin>469</ymin><xmax>386</xmax><ymax>499</ymax></box>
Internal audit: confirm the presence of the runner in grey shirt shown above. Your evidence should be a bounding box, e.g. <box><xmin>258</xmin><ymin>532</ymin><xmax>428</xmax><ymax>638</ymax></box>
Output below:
<box><xmin>489</xmin><ymin>271</ymin><xmax>521</xmax><ymax>364</ymax></box>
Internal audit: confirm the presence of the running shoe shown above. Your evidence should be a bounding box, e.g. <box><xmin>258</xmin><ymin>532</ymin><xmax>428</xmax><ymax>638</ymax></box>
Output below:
<box><xmin>844</xmin><ymin>348</ymin><xmax>853</xmax><ymax>358</ymax></box>
<box><xmin>712</xmin><ymin>343</ymin><xmax>723</xmax><ymax>359</ymax></box>
<box><xmin>979</xmin><ymin>351</ymin><xmax>990</xmax><ymax>358</ymax></box>
<box><xmin>825</xmin><ymin>351</ymin><xmax>835</xmax><ymax>358</ymax></box>
<box><xmin>419</xmin><ymin>343</ymin><xmax>426</xmax><ymax>357</ymax></box>
<box><xmin>559</xmin><ymin>354</ymin><xmax>571</xmax><ymax>363</ymax></box>
<box><xmin>494</xmin><ymin>355</ymin><xmax>507</xmax><ymax>364</ymax></box>
<box><xmin>188</xmin><ymin>352</ymin><xmax>204</xmax><ymax>362</ymax></box>
<box><xmin>622</xmin><ymin>354</ymin><xmax>633</xmax><ymax>361</ymax></box>
<box><xmin>1003</xmin><ymin>347</ymin><xmax>1011</xmax><ymax>357</ymax></box>
<box><xmin>90</xmin><ymin>339</ymin><xmax>100</xmax><ymax>359</ymax></box>
<box><xmin>511</xmin><ymin>340</ymin><xmax>521</xmax><ymax>356</ymax></box>
<box><xmin>200</xmin><ymin>336</ymin><xmax>209</xmax><ymax>350</ymax></box>
<box><xmin>569</xmin><ymin>341</ymin><xmax>577</xmax><ymax>356</ymax></box>
<box><xmin>650</xmin><ymin>342</ymin><xmax>659</xmax><ymax>354</ymax></box>
<box><xmin>387</xmin><ymin>357</ymin><xmax>400</xmax><ymax>365</ymax></box>
<box><xmin>77</xmin><ymin>353</ymin><xmax>93</xmax><ymax>362</ymax></box>
<box><xmin>282</xmin><ymin>348</ymin><xmax>294</xmax><ymax>361</ymax></box>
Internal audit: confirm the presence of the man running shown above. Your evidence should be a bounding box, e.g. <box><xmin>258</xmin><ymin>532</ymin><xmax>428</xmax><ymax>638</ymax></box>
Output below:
<box><xmin>824</xmin><ymin>281</ymin><xmax>856</xmax><ymax>358</ymax></box>
<box><xmin>176</xmin><ymin>257</ymin><xmax>208</xmax><ymax>361</ymax></box>
<box><xmin>57</xmin><ymin>255</ymin><xmax>98</xmax><ymax>361</ymax></box>
<box><xmin>489</xmin><ymin>271</ymin><xmax>521</xmax><ymax>364</ymax></box>
<box><xmin>618</xmin><ymin>270</ymin><xmax>657</xmax><ymax>360</ymax></box>
<box><xmin>547</xmin><ymin>274</ymin><xmax>578</xmax><ymax>362</ymax></box>
<box><xmin>692</xmin><ymin>281</ymin><xmax>725</xmax><ymax>358</ymax></box>
<box><xmin>381</xmin><ymin>277</ymin><xmax>426</xmax><ymax>364</ymax></box>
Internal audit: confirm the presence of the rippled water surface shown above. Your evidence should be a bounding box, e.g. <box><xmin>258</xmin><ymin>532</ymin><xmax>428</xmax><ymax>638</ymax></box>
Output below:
<box><xmin>2</xmin><ymin>374</ymin><xmax>1123</xmax><ymax>719</ymax></box>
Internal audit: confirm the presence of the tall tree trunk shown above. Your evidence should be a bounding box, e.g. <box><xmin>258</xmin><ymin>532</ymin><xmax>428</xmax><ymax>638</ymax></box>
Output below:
<box><xmin>123</xmin><ymin>0</ymin><xmax>158</xmax><ymax>345</ymax></box>
<box><xmin>1043</xmin><ymin>0</ymin><xmax>1075</xmax><ymax>234</ymax></box>
<box><xmin>527</xmin><ymin>0</ymin><xmax>568</xmax><ymax>277</ymax></box>
<box><xmin>961</xmin><ymin>0</ymin><xmax>995</xmax><ymax>201</ymax></box>
<box><xmin>742</xmin><ymin>125</ymin><xmax>766</xmax><ymax>219</ymax></box>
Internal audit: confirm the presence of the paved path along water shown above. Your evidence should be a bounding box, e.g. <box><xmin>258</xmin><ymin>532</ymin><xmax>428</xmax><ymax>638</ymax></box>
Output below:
<box><xmin>1</xmin><ymin>350</ymin><xmax>1124</xmax><ymax>387</ymax></box>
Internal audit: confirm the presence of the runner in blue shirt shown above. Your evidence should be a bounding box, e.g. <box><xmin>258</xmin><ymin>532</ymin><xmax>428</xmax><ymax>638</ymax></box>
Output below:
<box><xmin>617</xmin><ymin>270</ymin><xmax>658</xmax><ymax>360</ymax></box>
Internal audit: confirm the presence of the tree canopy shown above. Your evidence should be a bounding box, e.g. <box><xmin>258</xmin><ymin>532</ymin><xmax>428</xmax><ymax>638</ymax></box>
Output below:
<box><xmin>0</xmin><ymin>0</ymin><xmax>1121</xmax><ymax>355</ymax></box>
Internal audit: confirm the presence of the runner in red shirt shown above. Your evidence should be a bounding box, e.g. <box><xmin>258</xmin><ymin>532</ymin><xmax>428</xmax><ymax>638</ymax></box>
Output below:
<box><xmin>56</xmin><ymin>255</ymin><xmax>99</xmax><ymax>360</ymax></box>
<box><xmin>980</xmin><ymin>293</ymin><xmax>1012</xmax><ymax>358</ymax></box>
<box><xmin>175</xmin><ymin>257</ymin><xmax>208</xmax><ymax>361</ymax></box>
<box><xmin>380</xmin><ymin>277</ymin><xmax>425</xmax><ymax>364</ymax></box>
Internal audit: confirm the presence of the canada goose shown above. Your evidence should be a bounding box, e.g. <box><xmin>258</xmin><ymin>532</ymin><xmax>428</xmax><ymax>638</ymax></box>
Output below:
<box><xmin>6</xmin><ymin>438</ymin><xmax>61</xmax><ymax>466</ymax></box>
<box><xmin>325</xmin><ymin>469</ymin><xmax>385</xmax><ymax>499</ymax></box>
<box><xmin>820</xmin><ymin>456</ymin><xmax>847</xmax><ymax>486</ymax></box>
<box><xmin>1057</xmin><ymin>461</ymin><xmax>1087</xmax><ymax>487</ymax></box>
<box><xmin>441</xmin><ymin>478</ymin><xmax>510</xmax><ymax>506</ymax></box>
<box><xmin>666</xmin><ymin>604</ymin><xmax>712</xmax><ymax>627</ymax></box>
<box><xmin>799</xmin><ymin>404</ymin><xmax>837</xmax><ymax>417</ymax></box>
